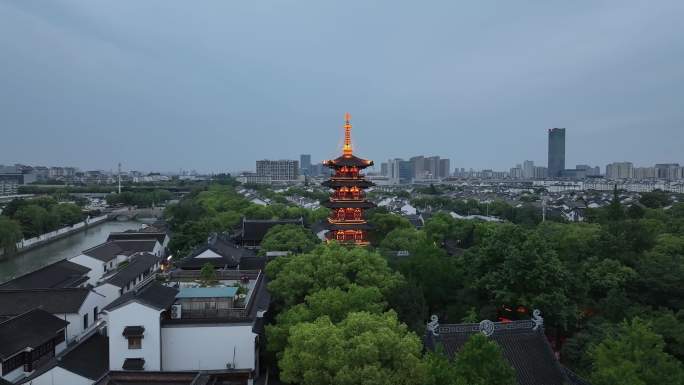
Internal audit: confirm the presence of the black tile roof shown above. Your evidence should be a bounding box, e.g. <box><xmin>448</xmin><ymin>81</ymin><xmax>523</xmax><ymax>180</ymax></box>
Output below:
<box><xmin>178</xmin><ymin>235</ymin><xmax>256</xmax><ymax>270</ymax></box>
<box><xmin>83</xmin><ymin>240</ymin><xmax>158</xmax><ymax>262</ymax></box>
<box><xmin>0</xmin><ymin>308</ymin><xmax>69</xmax><ymax>359</ymax></box>
<box><xmin>237</xmin><ymin>256</ymin><xmax>267</xmax><ymax>271</ymax></box>
<box><xmin>58</xmin><ymin>333</ymin><xmax>109</xmax><ymax>380</ymax></box>
<box><xmin>107</xmin><ymin>232</ymin><xmax>167</xmax><ymax>244</ymax></box>
<box><xmin>105</xmin><ymin>253</ymin><xmax>160</xmax><ymax>288</ymax></box>
<box><xmin>324</xmin><ymin>154</ymin><xmax>373</xmax><ymax>168</ymax></box>
<box><xmin>404</xmin><ymin>214</ymin><xmax>424</xmax><ymax>228</ymax></box>
<box><xmin>424</xmin><ymin>317</ymin><xmax>575</xmax><ymax>385</ymax></box>
<box><xmin>122</xmin><ymin>326</ymin><xmax>145</xmax><ymax>337</ymax></box>
<box><xmin>239</xmin><ymin>218</ymin><xmax>304</xmax><ymax>242</ymax></box>
<box><xmin>0</xmin><ymin>288</ymin><xmax>92</xmax><ymax>316</ymax></box>
<box><xmin>104</xmin><ymin>281</ymin><xmax>178</xmax><ymax>312</ymax></box>
<box><xmin>122</xmin><ymin>358</ymin><xmax>145</xmax><ymax>371</ymax></box>
<box><xmin>94</xmin><ymin>370</ymin><xmax>252</xmax><ymax>385</ymax></box>
<box><xmin>0</xmin><ymin>259</ymin><xmax>90</xmax><ymax>289</ymax></box>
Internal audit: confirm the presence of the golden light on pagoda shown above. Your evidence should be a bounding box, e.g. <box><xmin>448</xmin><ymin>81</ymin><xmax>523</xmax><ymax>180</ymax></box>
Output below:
<box><xmin>343</xmin><ymin>112</ymin><xmax>353</xmax><ymax>157</ymax></box>
<box><xmin>321</xmin><ymin>113</ymin><xmax>375</xmax><ymax>246</ymax></box>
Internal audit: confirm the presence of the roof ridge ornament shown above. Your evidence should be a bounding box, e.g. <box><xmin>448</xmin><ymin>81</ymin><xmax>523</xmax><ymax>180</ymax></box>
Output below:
<box><xmin>427</xmin><ymin>314</ymin><xmax>439</xmax><ymax>336</ymax></box>
<box><xmin>532</xmin><ymin>309</ymin><xmax>543</xmax><ymax>330</ymax></box>
<box><xmin>479</xmin><ymin>319</ymin><xmax>495</xmax><ymax>337</ymax></box>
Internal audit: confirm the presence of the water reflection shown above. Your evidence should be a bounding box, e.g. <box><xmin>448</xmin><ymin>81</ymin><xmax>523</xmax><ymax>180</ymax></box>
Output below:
<box><xmin>0</xmin><ymin>220</ymin><xmax>142</xmax><ymax>284</ymax></box>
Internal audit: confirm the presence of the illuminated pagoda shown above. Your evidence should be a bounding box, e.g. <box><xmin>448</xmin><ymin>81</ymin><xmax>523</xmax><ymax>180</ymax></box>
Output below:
<box><xmin>322</xmin><ymin>113</ymin><xmax>375</xmax><ymax>245</ymax></box>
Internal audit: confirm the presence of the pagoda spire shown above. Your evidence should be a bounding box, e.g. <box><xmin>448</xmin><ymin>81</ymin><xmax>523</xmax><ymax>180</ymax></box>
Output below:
<box><xmin>343</xmin><ymin>112</ymin><xmax>353</xmax><ymax>157</ymax></box>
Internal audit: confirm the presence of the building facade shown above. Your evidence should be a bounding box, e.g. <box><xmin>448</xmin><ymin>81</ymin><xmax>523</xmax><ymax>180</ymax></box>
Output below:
<box><xmin>299</xmin><ymin>154</ymin><xmax>311</xmax><ymax>176</ymax></box>
<box><xmin>606</xmin><ymin>162</ymin><xmax>634</xmax><ymax>179</ymax></box>
<box><xmin>547</xmin><ymin>128</ymin><xmax>566</xmax><ymax>178</ymax></box>
<box><xmin>255</xmin><ymin>160</ymin><xmax>299</xmax><ymax>181</ymax></box>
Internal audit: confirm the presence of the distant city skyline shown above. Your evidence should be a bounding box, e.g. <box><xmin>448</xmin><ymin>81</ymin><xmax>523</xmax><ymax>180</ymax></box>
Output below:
<box><xmin>2</xmin><ymin>1</ymin><xmax>684</xmax><ymax>172</ymax></box>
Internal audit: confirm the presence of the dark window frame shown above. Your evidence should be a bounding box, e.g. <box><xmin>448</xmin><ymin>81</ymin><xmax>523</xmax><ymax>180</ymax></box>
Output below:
<box><xmin>127</xmin><ymin>336</ymin><xmax>142</xmax><ymax>349</ymax></box>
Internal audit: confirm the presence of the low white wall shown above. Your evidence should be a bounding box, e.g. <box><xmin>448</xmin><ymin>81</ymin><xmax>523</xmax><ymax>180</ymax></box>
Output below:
<box><xmin>161</xmin><ymin>324</ymin><xmax>256</xmax><ymax>371</ymax></box>
<box><xmin>15</xmin><ymin>215</ymin><xmax>108</xmax><ymax>250</ymax></box>
<box><xmin>94</xmin><ymin>283</ymin><xmax>122</xmax><ymax>309</ymax></box>
<box><xmin>70</xmin><ymin>255</ymin><xmax>105</xmax><ymax>286</ymax></box>
<box><xmin>26</xmin><ymin>366</ymin><xmax>91</xmax><ymax>385</ymax></box>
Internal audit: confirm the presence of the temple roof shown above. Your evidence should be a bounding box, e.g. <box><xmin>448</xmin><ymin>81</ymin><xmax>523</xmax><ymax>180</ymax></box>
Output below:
<box><xmin>324</xmin><ymin>154</ymin><xmax>374</xmax><ymax>169</ymax></box>
<box><xmin>423</xmin><ymin>312</ymin><xmax>591</xmax><ymax>385</ymax></box>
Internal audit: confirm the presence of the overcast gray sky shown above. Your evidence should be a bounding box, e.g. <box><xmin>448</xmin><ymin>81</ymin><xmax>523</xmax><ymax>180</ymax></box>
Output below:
<box><xmin>1</xmin><ymin>1</ymin><xmax>683</xmax><ymax>173</ymax></box>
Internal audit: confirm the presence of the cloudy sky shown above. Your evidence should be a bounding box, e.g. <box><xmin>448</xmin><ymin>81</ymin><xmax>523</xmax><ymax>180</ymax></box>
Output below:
<box><xmin>1</xmin><ymin>1</ymin><xmax>683</xmax><ymax>173</ymax></box>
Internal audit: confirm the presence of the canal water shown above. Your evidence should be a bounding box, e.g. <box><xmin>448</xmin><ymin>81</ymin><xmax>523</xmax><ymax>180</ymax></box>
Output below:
<box><xmin>0</xmin><ymin>220</ymin><xmax>143</xmax><ymax>284</ymax></box>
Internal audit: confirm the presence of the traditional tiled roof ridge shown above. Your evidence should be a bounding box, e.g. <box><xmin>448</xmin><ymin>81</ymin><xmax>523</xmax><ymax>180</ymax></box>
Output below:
<box><xmin>423</xmin><ymin>310</ymin><xmax>592</xmax><ymax>385</ymax></box>
<box><xmin>426</xmin><ymin>309</ymin><xmax>544</xmax><ymax>337</ymax></box>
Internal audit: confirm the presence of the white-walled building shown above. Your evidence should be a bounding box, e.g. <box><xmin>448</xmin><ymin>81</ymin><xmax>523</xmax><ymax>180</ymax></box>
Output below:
<box><xmin>0</xmin><ymin>309</ymin><xmax>69</xmax><ymax>384</ymax></box>
<box><xmin>102</xmin><ymin>269</ymin><xmax>270</xmax><ymax>384</ymax></box>
<box><xmin>0</xmin><ymin>288</ymin><xmax>107</xmax><ymax>344</ymax></box>
<box><xmin>70</xmin><ymin>240</ymin><xmax>162</xmax><ymax>286</ymax></box>
<box><xmin>102</xmin><ymin>282</ymin><xmax>178</xmax><ymax>372</ymax></box>
<box><xmin>93</xmin><ymin>252</ymin><xmax>161</xmax><ymax>307</ymax></box>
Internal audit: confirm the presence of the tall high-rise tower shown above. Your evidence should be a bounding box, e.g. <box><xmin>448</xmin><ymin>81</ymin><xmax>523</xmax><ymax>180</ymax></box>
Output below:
<box><xmin>300</xmin><ymin>154</ymin><xmax>311</xmax><ymax>175</ymax></box>
<box><xmin>548</xmin><ymin>128</ymin><xmax>566</xmax><ymax>178</ymax></box>
<box><xmin>322</xmin><ymin>113</ymin><xmax>375</xmax><ymax>245</ymax></box>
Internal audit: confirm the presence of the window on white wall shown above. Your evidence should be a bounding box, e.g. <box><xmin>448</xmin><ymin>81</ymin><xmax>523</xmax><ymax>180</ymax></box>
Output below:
<box><xmin>128</xmin><ymin>337</ymin><xmax>142</xmax><ymax>349</ymax></box>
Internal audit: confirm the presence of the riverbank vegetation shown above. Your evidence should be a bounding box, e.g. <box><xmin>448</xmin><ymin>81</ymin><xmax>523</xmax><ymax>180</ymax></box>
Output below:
<box><xmin>1</xmin><ymin>197</ymin><xmax>85</xmax><ymax>240</ymax></box>
<box><xmin>105</xmin><ymin>189</ymin><xmax>173</xmax><ymax>208</ymax></box>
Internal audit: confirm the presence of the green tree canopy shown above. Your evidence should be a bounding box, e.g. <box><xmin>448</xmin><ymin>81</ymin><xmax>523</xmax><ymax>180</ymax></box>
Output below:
<box><xmin>639</xmin><ymin>191</ymin><xmax>672</xmax><ymax>209</ymax></box>
<box><xmin>279</xmin><ymin>311</ymin><xmax>426</xmax><ymax>385</ymax></box>
<box><xmin>14</xmin><ymin>205</ymin><xmax>50</xmax><ymax>238</ymax></box>
<box><xmin>367</xmin><ymin>212</ymin><xmax>412</xmax><ymax>244</ymax></box>
<box><xmin>199</xmin><ymin>262</ymin><xmax>217</xmax><ymax>286</ymax></box>
<box><xmin>463</xmin><ymin>224</ymin><xmax>575</xmax><ymax>329</ymax></box>
<box><xmin>590</xmin><ymin>318</ymin><xmax>684</xmax><ymax>385</ymax></box>
<box><xmin>266</xmin><ymin>284</ymin><xmax>386</xmax><ymax>355</ymax></box>
<box><xmin>51</xmin><ymin>203</ymin><xmax>84</xmax><ymax>226</ymax></box>
<box><xmin>260</xmin><ymin>224</ymin><xmax>319</xmax><ymax>255</ymax></box>
<box><xmin>0</xmin><ymin>216</ymin><xmax>23</xmax><ymax>253</ymax></box>
<box><xmin>266</xmin><ymin>243</ymin><xmax>403</xmax><ymax>307</ymax></box>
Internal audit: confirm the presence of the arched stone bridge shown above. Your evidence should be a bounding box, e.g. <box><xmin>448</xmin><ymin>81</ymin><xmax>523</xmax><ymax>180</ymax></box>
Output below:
<box><xmin>106</xmin><ymin>207</ymin><xmax>164</xmax><ymax>221</ymax></box>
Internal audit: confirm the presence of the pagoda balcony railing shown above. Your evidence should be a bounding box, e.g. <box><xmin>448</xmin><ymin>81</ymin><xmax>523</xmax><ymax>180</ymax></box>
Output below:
<box><xmin>332</xmin><ymin>175</ymin><xmax>366</xmax><ymax>180</ymax></box>
<box><xmin>331</xmin><ymin>194</ymin><xmax>364</xmax><ymax>201</ymax></box>
<box><xmin>330</xmin><ymin>198</ymin><xmax>364</xmax><ymax>202</ymax></box>
<box><xmin>328</xmin><ymin>218</ymin><xmax>367</xmax><ymax>224</ymax></box>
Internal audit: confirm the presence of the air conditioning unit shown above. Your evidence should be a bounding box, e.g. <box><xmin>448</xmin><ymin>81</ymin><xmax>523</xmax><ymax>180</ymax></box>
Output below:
<box><xmin>170</xmin><ymin>304</ymin><xmax>182</xmax><ymax>319</ymax></box>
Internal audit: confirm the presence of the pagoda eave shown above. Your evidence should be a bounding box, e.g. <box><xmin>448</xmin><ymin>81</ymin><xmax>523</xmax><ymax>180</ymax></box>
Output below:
<box><xmin>325</xmin><ymin>222</ymin><xmax>373</xmax><ymax>231</ymax></box>
<box><xmin>322</xmin><ymin>179</ymin><xmax>375</xmax><ymax>188</ymax></box>
<box><xmin>322</xmin><ymin>201</ymin><xmax>376</xmax><ymax>209</ymax></box>
<box><xmin>324</xmin><ymin>155</ymin><xmax>374</xmax><ymax>169</ymax></box>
